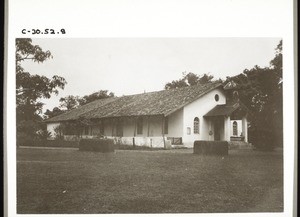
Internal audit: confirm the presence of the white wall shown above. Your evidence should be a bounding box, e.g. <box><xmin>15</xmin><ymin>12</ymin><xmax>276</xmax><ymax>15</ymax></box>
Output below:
<box><xmin>108</xmin><ymin>136</ymin><xmax>165</xmax><ymax>148</ymax></box>
<box><xmin>167</xmin><ymin>108</ymin><xmax>183</xmax><ymax>137</ymax></box>
<box><xmin>46</xmin><ymin>122</ymin><xmax>60</xmax><ymax>139</ymax></box>
<box><xmin>182</xmin><ymin>87</ymin><xmax>226</xmax><ymax>147</ymax></box>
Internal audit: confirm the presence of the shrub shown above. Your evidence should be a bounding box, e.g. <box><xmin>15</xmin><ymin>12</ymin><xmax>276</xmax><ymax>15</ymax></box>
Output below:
<box><xmin>18</xmin><ymin>138</ymin><xmax>79</xmax><ymax>148</ymax></box>
<box><xmin>79</xmin><ymin>138</ymin><xmax>114</xmax><ymax>152</ymax></box>
<box><xmin>45</xmin><ymin>139</ymin><xmax>79</xmax><ymax>148</ymax></box>
<box><xmin>249</xmin><ymin>129</ymin><xmax>275</xmax><ymax>151</ymax></box>
<box><xmin>17</xmin><ymin>132</ymin><xmax>35</xmax><ymax>147</ymax></box>
<box><xmin>194</xmin><ymin>141</ymin><xmax>228</xmax><ymax>155</ymax></box>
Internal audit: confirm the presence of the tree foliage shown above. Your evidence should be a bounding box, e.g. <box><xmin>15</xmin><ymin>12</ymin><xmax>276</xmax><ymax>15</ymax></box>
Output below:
<box><xmin>44</xmin><ymin>107</ymin><xmax>65</xmax><ymax>119</ymax></box>
<box><xmin>57</xmin><ymin>90</ymin><xmax>115</xmax><ymax>112</ymax></box>
<box><xmin>59</xmin><ymin>95</ymin><xmax>81</xmax><ymax>110</ymax></box>
<box><xmin>16</xmin><ymin>38</ymin><xmax>67</xmax><ymax>144</ymax></box>
<box><xmin>80</xmin><ymin>90</ymin><xmax>114</xmax><ymax>105</ymax></box>
<box><xmin>165</xmin><ymin>72</ymin><xmax>216</xmax><ymax>89</ymax></box>
<box><xmin>225</xmin><ymin>40</ymin><xmax>283</xmax><ymax>150</ymax></box>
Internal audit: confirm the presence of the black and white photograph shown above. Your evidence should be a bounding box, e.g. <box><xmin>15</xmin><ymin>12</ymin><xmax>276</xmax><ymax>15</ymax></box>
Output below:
<box><xmin>15</xmin><ymin>38</ymin><xmax>284</xmax><ymax>214</ymax></box>
<box><xmin>5</xmin><ymin>0</ymin><xmax>296</xmax><ymax>216</ymax></box>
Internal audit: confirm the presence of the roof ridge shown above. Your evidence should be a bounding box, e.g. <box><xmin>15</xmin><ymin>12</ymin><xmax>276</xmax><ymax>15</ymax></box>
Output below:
<box><xmin>115</xmin><ymin>80</ymin><xmax>222</xmax><ymax>97</ymax></box>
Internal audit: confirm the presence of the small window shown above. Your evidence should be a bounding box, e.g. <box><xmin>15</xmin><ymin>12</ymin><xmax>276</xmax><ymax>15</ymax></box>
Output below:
<box><xmin>233</xmin><ymin>121</ymin><xmax>238</xmax><ymax>136</ymax></box>
<box><xmin>194</xmin><ymin>117</ymin><xmax>200</xmax><ymax>134</ymax></box>
<box><xmin>187</xmin><ymin>127</ymin><xmax>191</xmax><ymax>135</ymax></box>
<box><xmin>137</xmin><ymin>117</ymin><xmax>143</xmax><ymax>135</ymax></box>
<box><xmin>164</xmin><ymin>117</ymin><xmax>168</xmax><ymax>134</ymax></box>
<box><xmin>215</xmin><ymin>94</ymin><xmax>219</xmax><ymax>102</ymax></box>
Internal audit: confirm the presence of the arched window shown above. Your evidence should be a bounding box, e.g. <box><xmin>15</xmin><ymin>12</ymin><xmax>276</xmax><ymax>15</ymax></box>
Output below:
<box><xmin>194</xmin><ymin>117</ymin><xmax>200</xmax><ymax>134</ymax></box>
<box><xmin>233</xmin><ymin>121</ymin><xmax>238</xmax><ymax>136</ymax></box>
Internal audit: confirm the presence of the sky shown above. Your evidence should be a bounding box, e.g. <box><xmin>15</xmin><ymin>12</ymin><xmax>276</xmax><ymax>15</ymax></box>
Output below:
<box><xmin>21</xmin><ymin>38</ymin><xmax>281</xmax><ymax>111</ymax></box>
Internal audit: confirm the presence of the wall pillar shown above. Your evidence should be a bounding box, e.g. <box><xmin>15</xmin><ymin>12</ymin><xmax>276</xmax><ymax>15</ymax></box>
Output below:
<box><xmin>224</xmin><ymin>116</ymin><xmax>231</xmax><ymax>141</ymax></box>
<box><xmin>208</xmin><ymin>119</ymin><xmax>213</xmax><ymax>141</ymax></box>
<box><xmin>242</xmin><ymin>116</ymin><xmax>248</xmax><ymax>142</ymax></box>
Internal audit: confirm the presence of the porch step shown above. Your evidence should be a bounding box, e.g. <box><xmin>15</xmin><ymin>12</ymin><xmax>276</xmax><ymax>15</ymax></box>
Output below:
<box><xmin>228</xmin><ymin>141</ymin><xmax>253</xmax><ymax>150</ymax></box>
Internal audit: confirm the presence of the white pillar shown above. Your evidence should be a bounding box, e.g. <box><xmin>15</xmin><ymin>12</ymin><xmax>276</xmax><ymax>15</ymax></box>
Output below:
<box><xmin>242</xmin><ymin>116</ymin><xmax>248</xmax><ymax>142</ymax></box>
<box><xmin>208</xmin><ymin>119</ymin><xmax>213</xmax><ymax>141</ymax></box>
<box><xmin>224</xmin><ymin>116</ymin><xmax>231</xmax><ymax>141</ymax></box>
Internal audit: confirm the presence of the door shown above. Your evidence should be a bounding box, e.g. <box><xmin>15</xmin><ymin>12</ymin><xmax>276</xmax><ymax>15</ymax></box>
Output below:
<box><xmin>214</xmin><ymin>118</ymin><xmax>222</xmax><ymax>141</ymax></box>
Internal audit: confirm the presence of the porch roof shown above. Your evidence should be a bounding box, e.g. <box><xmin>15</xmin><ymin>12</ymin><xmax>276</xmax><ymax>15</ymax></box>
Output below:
<box><xmin>204</xmin><ymin>101</ymin><xmax>248</xmax><ymax>117</ymax></box>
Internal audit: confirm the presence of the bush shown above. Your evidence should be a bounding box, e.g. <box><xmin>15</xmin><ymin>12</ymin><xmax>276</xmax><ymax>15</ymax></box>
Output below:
<box><xmin>249</xmin><ymin>129</ymin><xmax>275</xmax><ymax>151</ymax></box>
<box><xmin>45</xmin><ymin>139</ymin><xmax>79</xmax><ymax>148</ymax></box>
<box><xmin>194</xmin><ymin>141</ymin><xmax>228</xmax><ymax>155</ymax></box>
<box><xmin>79</xmin><ymin>138</ymin><xmax>114</xmax><ymax>152</ymax></box>
<box><xmin>17</xmin><ymin>132</ymin><xmax>35</xmax><ymax>147</ymax></box>
<box><xmin>18</xmin><ymin>138</ymin><xmax>79</xmax><ymax>148</ymax></box>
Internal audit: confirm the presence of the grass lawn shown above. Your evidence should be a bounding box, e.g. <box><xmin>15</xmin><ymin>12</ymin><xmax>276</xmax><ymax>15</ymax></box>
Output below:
<box><xmin>17</xmin><ymin>148</ymin><xmax>283</xmax><ymax>214</ymax></box>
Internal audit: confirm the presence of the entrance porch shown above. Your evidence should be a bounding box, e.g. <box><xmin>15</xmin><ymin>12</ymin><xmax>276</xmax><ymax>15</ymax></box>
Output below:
<box><xmin>204</xmin><ymin>102</ymin><xmax>249</xmax><ymax>142</ymax></box>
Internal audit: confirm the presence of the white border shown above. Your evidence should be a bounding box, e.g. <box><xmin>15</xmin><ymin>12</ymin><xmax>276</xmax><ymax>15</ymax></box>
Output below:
<box><xmin>6</xmin><ymin>0</ymin><xmax>295</xmax><ymax>217</ymax></box>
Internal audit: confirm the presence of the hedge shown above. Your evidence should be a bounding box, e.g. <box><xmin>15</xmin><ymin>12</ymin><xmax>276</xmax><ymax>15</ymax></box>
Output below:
<box><xmin>79</xmin><ymin>138</ymin><xmax>114</xmax><ymax>152</ymax></box>
<box><xmin>17</xmin><ymin>139</ymin><xmax>79</xmax><ymax>148</ymax></box>
<box><xmin>194</xmin><ymin>140</ymin><xmax>228</xmax><ymax>155</ymax></box>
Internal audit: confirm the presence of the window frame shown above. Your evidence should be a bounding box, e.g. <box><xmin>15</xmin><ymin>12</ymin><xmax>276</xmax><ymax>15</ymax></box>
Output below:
<box><xmin>193</xmin><ymin>117</ymin><xmax>200</xmax><ymax>134</ymax></box>
<box><xmin>215</xmin><ymin>94</ymin><xmax>219</xmax><ymax>102</ymax></box>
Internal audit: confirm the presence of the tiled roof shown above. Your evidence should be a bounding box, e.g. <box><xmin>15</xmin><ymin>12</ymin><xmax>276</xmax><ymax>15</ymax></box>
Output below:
<box><xmin>45</xmin><ymin>82</ymin><xmax>222</xmax><ymax>122</ymax></box>
<box><xmin>203</xmin><ymin>101</ymin><xmax>248</xmax><ymax>117</ymax></box>
<box><xmin>45</xmin><ymin>97</ymin><xmax>117</xmax><ymax>122</ymax></box>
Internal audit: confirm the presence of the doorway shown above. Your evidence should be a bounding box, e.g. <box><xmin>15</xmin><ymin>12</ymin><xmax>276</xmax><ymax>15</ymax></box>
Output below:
<box><xmin>213</xmin><ymin>118</ymin><xmax>223</xmax><ymax>141</ymax></box>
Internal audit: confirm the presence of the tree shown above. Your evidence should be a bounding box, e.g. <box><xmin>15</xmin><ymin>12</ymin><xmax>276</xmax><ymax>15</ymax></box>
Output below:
<box><xmin>59</xmin><ymin>95</ymin><xmax>81</xmax><ymax>110</ymax></box>
<box><xmin>56</xmin><ymin>90</ymin><xmax>115</xmax><ymax>112</ymax></box>
<box><xmin>16</xmin><ymin>38</ymin><xmax>67</xmax><ymax>145</ymax></box>
<box><xmin>44</xmin><ymin>107</ymin><xmax>65</xmax><ymax>119</ymax></box>
<box><xmin>225</xmin><ymin>40</ymin><xmax>283</xmax><ymax>150</ymax></box>
<box><xmin>79</xmin><ymin>90</ymin><xmax>114</xmax><ymax>105</ymax></box>
<box><xmin>165</xmin><ymin>72</ymin><xmax>215</xmax><ymax>89</ymax></box>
